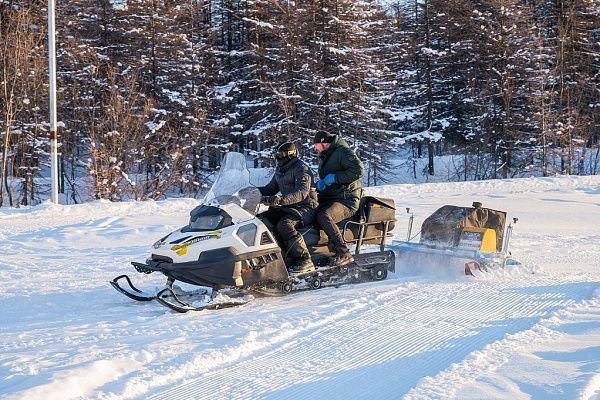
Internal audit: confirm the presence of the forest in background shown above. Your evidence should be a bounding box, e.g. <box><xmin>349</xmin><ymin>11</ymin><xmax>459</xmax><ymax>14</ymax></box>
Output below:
<box><xmin>1</xmin><ymin>0</ymin><xmax>599</xmax><ymax>206</ymax></box>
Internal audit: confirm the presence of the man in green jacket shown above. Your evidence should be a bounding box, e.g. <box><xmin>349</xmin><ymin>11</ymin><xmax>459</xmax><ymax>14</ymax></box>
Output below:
<box><xmin>313</xmin><ymin>131</ymin><xmax>365</xmax><ymax>266</ymax></box>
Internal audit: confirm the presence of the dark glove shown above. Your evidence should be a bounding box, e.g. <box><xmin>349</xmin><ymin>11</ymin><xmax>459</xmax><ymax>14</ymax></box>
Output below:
<box><xmin>315</xmin><ymin>180</ymin><xmax>327</xmax><ymax>192</ymax></box>
<box><xmin>260</xmin><ymin>195</ymin><xmax>281</xmax><ymax>206</ymax></box>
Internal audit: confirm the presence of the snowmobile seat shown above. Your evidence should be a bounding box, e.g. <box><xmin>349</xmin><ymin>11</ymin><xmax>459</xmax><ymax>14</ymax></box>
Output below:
<box><xmin>300</xmin><ymin>196</ymin><xmax>396</xmax><ymax>253</ymax></box>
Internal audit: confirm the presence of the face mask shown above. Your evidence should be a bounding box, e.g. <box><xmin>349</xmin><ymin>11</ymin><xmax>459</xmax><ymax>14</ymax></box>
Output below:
<box><xmin>276</xmin><ymin>155</ymin><xmax>287</xmax><ymax>166</ymax></box>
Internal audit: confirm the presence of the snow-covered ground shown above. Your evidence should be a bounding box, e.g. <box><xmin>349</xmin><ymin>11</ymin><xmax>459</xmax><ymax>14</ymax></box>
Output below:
<box><xmin>1</xmin><ymin>176</ymin><xmax>599</xmax><ymax>400</ymax></box>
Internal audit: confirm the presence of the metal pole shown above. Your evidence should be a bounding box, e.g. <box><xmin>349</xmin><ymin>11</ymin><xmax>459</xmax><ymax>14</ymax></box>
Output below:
<box><xmin>48</xmin><ymin>0</ymin><xmax>59</xmax><ymax>203</ymax></box>
<box><xmin>406</xmin><ymin>208</ymin><xmax>414</xmax><ymax>242</ymax></box>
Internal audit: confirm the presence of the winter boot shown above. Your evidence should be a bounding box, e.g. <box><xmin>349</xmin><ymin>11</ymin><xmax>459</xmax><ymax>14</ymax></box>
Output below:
<box><xmin>291</xmin><ymin>256</ymin><xmax>315</xmax><ymax>273</ymax></box>
<box><xmin>331</xmin><ymin>250</ymin><xmax>354</xmax><ymax>267</ymax></box>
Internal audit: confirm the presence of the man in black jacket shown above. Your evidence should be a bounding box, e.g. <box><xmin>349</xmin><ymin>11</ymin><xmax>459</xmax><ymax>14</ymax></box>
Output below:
<box><xmin>258</xmin><ymin>142</ymin><xmax>318</xmax><ymax>272</ymax></box>
<box><xmin>313</xmin><ymin>131</ymin><xmax>365</xmax><ymax>266</ymax></box>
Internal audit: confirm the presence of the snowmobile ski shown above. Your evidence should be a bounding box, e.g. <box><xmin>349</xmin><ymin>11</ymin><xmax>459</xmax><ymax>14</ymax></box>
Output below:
<box><xmin>110</xmin><ymin>274</ymin><xmax>210</xmax><ymax>302</ymax></box>
<box><xmin>154</xmin><ymin>287</ymin><xmax>250</xmax><ymax>313</ymax></box>
<box><xmin>110</xmin><ymin>275</ymin><xmax>156</xmax><ymax>301</ymax></box>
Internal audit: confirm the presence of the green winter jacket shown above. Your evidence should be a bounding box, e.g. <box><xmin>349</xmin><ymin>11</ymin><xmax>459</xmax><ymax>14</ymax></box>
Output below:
<box><xmin>317</xmin><ymin>135</ymin><xmax>365</xmax><ymax>211</ymax></box>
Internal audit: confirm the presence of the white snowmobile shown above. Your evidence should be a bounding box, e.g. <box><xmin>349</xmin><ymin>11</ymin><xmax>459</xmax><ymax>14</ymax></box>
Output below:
<box><xmin>111</xmin><ymin>152</ymin><xmax>396</xmax><ymax>312</ymax></box>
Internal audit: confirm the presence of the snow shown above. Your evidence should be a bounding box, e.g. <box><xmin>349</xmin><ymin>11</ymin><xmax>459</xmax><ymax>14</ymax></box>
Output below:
<box><xmin>241</xmin><ymin>18</ymin><xmax>274</xmax><ymax>29</ymax></box>
<box><xmin>1</xmin><ymin>176</ymin><xmax>600</xmax><ymax>399</ymax></box>
<box><xmin>145</xmin><ymin>120</ymin><xmax>166</xmax><ymax>133</ymax></box>
<box><xmin>109</xmin><ymin>0</ymin><xmax>127</xmax><ymax>11</ymax></box>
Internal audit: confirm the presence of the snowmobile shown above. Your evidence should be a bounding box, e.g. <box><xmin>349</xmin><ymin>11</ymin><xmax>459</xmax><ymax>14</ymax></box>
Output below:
<box><xmin>389</xmin><ymin>202</ymin><xmax>520</xmax><ymax>276</ymax></box>
<box><xmin>111</xmin><ymin>152</ymin><xmax>397</xmax><ymax>313</ymax></box>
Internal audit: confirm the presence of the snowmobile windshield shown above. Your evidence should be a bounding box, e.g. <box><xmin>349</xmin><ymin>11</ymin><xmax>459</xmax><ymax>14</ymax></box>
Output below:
<box><xmin>202</xmin><ymin>152</ymin><xmax>261</xmax><ymax>217</ymax></box>
<box><xmin>184</xmin><ymin>205</ymin><xmax>233</xmax><ymax>232</ymax></box>
<box><xmin>191</xmin><ymin>215</ymin><xmax>223</xmax><ymax>230</ymax></box>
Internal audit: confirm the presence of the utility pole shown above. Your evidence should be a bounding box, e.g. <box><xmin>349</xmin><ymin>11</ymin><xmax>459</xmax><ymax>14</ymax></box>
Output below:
<box><xmin>48</xmin><ymin>0</ymin><xmax>59</xmax><ymax>203</ymax></box>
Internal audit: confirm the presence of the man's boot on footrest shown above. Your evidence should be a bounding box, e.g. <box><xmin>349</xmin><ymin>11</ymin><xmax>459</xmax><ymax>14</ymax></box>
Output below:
<box><xmin>331</xmin><ymin>250</ymin><xmax>354</xmax><ymax>266</ymax></box>
<box><xmin>291</xmin><ymin>256</ymin><xmax>315</xmax><ymax>273</ymax></box>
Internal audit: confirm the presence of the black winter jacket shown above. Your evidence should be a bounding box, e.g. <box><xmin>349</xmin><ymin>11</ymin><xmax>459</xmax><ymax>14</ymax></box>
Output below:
<box><xmin>317</xmin><ymin>135</ymin><xmax>365</xmax><ymax>211</ymax></box>
<box><xmin>259</xmin><ymin>157</ymin><xmax>318</xmax><ymax>212</ymax></box>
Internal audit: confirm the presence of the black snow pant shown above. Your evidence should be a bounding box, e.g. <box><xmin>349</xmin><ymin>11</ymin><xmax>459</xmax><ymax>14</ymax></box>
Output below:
<box><xmin>315</xmin><ymin>201</ymin><xmax>356</xmax><ymax>256</ymax></box>
<box><xmin>258</xmin><ymin>207</ymin><xmax>316</xmax><ymax>259</ymax></box>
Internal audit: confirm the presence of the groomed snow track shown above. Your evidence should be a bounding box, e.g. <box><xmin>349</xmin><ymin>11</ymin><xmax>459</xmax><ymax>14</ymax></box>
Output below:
<box><xmin>143</xmin><ymin>277</ymin><xmax>594</xmax><ymax>400</ymax></box>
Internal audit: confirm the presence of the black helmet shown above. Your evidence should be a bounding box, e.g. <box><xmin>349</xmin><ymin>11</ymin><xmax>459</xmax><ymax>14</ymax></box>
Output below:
<box><xmin>275</xmin><ymin>142</ymin><xmax>297</xmax><ymax>167</ymax></box>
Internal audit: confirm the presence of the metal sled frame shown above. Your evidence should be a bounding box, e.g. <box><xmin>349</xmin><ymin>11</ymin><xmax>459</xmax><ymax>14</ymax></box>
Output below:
<box><xmin>342</xmin><ymin>219</ymin><xmax>394</xmax><ymax>255</ymax></box>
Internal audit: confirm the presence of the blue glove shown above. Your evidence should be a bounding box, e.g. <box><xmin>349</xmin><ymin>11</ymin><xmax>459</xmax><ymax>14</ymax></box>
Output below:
<box><xmin>315</xmin><ymin>179</ymin><xmax>327</xmax><ymax>192</ymax></box>
<box><xmin>324</xmin><ymin>174</ymin><xmax>336</xmax><ymax>185</ymax></box>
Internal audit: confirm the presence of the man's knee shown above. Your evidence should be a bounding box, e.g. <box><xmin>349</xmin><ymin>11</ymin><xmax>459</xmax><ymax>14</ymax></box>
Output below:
<box><xmin>276</xmin><ymin>217</ymin><xmax>298</xmax><ymax>237</ymax></box>
<box><xmin>316</xmin><ymin>207</ymin><xmax>334</xmax><ymax>225</ymax></box>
